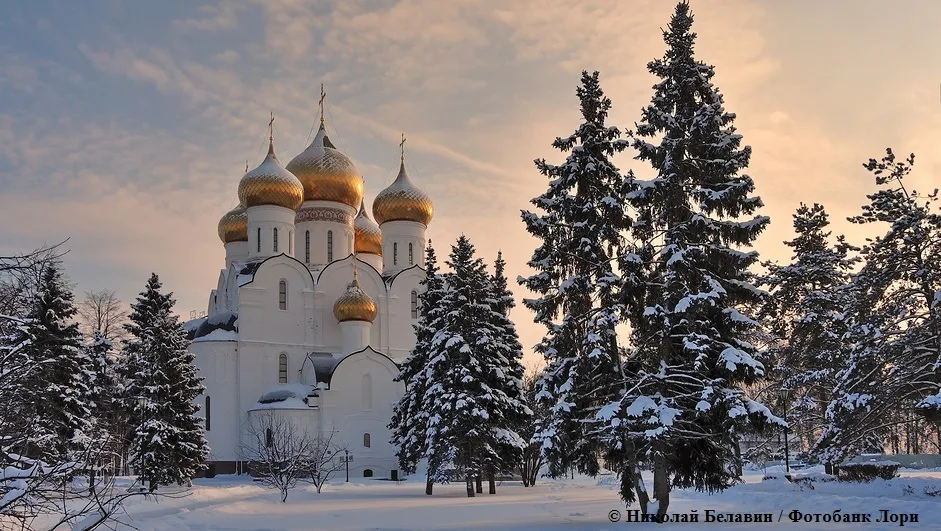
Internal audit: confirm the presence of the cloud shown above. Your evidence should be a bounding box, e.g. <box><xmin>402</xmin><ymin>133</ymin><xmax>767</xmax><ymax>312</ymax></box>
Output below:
<box><xmin>173</xmin><ymin>1</ymin><xmax>242</xmax><ymax>32</ymax></box>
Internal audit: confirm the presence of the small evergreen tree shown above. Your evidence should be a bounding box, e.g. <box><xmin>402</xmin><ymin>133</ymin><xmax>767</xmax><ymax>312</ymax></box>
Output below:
<box><xmin>758</xmin><ymin>204</ymin><xmax>857</xmax><ymax>458</ymax></box>
<box><xmin>602</xmin><ymin>2</ymin><xmax>778</xmax><ymax>518</ymax></box>
<box><xmin>816</xmin><ymin>149</ymin><xmax>941</xmax><ymax>463</ymax></box>
<box><xmin>390</xmin><ymin>242</ymin><xmax>445</xmax><ymax>494</ymax></box>
<box><xmin>122</xmin><ymin>273</ymin><xmax>208</xmax><ymax>490</ymax></box>
<box><xmin>18</xmin><ymin>262</ymin><xmax>94</xmax><ymax>461</ymax></box>
<box><xmin>518</xmin><ymin>70</ymin><xmax>632</xmax><ymax>482</ymax></box>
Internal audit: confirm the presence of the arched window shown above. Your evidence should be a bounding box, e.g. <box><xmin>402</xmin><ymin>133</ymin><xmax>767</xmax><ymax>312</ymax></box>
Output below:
<box><xmin>278</xmin><ymin>280</ymin><xmax>287</xmax><ymax>310</ymax></box>
<box><xmin>266</xmin><ymin>428</ymin><xmax>273</xmax><ymax>447</ymax></box>
<box><xmin>363</xmin><ymin>433</ymin><xmax>371</xmax><ymax>448</ymax></box>
<box><xmin>408</xmin><ymin>243</ymin><xmax>413</xmax><ymax>265</ymax></box>
<box><xmin>205</xmin><ymin>396</ymin><xmax>211</xmax><ymax>431</ymax></box>
<box><xmin>257</xmin><ymin>227</ymin><xmax>261</xmax><ymax>252</ymax></box>
<box><xmin>273</xmin><ymin>228</ymin><xmax>279</xmax><ymax>253</ymax></box>
<box><xmin>278</xmin><ymin>353</ymin><xmax>288</xmax><ymax>383</ymax></box>
<box><xmin>411</xmin><ymin>290</ymin><xmax>418</xmax><ymax>319</ymax></box>
<box><xmin>362</xmin><ymin>373</ymin><xmax>372</xmax><ymax>411</ymax></box>
<box><xmin>393</xmin><ymin>242</ymin><xmax>398</xmax><ymax>265</ymax></box>
<box><xmin>305</xmin><ymin>231</ymin><xmax>310</xmax><ymax>263</ymax></box>
<box><xmin>327</xmin><ymin>230</ymin><xmax>334</xmax><ymax>262</ymax></box>
<box><xmin>363</xmin><ymin>469</ymin><xmax>373</xmax><ymax>478</ymax></box>
<box><xmin>289</xmin><ymin>231</ymin><xmax>293</xmax><ymax>254</ymax></box>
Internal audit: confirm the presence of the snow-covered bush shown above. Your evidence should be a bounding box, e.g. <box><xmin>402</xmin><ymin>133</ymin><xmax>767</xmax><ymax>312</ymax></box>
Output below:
<box><xmin>837</xmin><ymin>461</ymin><xmax>900</xmax><ymax>482</ymax></box>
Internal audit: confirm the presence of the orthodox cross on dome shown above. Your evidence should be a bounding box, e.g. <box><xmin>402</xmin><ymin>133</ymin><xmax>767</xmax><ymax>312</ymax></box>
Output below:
<box><xmin>399</xmin><ymin>133</ymin><xmax>406</xmax><ymax>162</ymax></box>
<box><xmin>245</xmin><ymin>160</ymin><xmax>249</xmax><ymax>173</ymax></box>
<box><xmin>319</xmin><ymin>84</ymin><xmax>326</xmax><ymax>126</ymax></box>
<box><xmin>267</xmin><ymin>112</ymin><xmax>275</xmax><ymax>154</ymax></box>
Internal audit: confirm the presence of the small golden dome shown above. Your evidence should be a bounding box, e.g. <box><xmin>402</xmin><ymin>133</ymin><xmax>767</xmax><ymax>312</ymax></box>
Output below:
<box><xmin>333</xmin><ymin>275</ymin><xmax>377</xmax><ymax>323</ymax></box>
<box><xmin>217</xmin><ymin>203</ymin><xmax>248</xmax><ymax>243</ymax></box>
<box><xmin>372</xmin><ymin>159</ymin><xmax>433</xmax><ymax>226</ymax></box>
<box><xmin>238</xmin><ymin>138</ymin><xmax>305</xmax><ymax>210</ymax></box>
<box><xmin>286</xmin><ymin>124</ymin><xmax>364</xmax><ymax>208</ymax></box>
<box><xmin>354</xmin><ymin>199</ymin><xmax>382</xmax><ymax>255</ymax></box>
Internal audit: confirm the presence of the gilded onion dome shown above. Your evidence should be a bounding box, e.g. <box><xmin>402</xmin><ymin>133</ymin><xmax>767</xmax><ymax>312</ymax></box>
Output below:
<box><xmin>286</xmin><ymin>123</ymin><xmax>364</xmax><ymax>208</ymax></box>
<box><xmin>372</xmin><ymin>158</ymin><xmax>434</xmax><ymax>226</ymax></box>
<box><xmin>217</xmin><ymin>203</ymin><xmax>248</xmax><ymax>243</ymax></box>
<box><xmin>333</xmin><ymin>273</ymin><xmax>377</xmax><ymax>323</ymax></box>
<box><xmin>238</xmin><ymin>135</ymin><xmax>304</xmax><ymax>210</ymax></box>
<box><xmin>354</xmin><ymin>198</ymin><xmax>382</xmax><ymax>255</ymax></box>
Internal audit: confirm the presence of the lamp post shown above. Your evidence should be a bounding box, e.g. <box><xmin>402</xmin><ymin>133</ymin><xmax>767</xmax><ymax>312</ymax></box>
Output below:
<box><xmin>344</xmin><ymin>449</ymin><xmax>352</xmax><ymax>482</ymax></box>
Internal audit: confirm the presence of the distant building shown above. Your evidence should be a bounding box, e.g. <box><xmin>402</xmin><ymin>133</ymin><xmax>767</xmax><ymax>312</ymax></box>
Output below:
<box><xmin>187</xmin><ymin>107</ymin><xmax>433</xmax><ymax>479</ymax></box>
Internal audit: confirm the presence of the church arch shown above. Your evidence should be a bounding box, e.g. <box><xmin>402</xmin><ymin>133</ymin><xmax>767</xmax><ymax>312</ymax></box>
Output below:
<box><xmin>363</xmin><ymin>469</ymin><xmax>373</xmax><ymax>478</ymax></box>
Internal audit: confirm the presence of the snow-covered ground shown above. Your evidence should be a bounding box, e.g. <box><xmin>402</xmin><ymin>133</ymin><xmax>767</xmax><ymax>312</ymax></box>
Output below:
<box><xmin>36</xmin><ymin>468</ymin><xmax>941</xmax><ymax>530</ymax></box>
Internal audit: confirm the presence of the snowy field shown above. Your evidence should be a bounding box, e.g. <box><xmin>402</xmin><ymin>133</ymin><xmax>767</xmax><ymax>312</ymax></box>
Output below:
<box><xmin>32</xmin><ymin>468</ymin><xmax>941</xmax><ymax>530</ymax></box>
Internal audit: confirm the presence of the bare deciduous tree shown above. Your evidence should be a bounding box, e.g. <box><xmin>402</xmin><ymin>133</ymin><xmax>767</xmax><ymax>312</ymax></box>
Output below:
<box><xmin>239</xmin><ymin>412</ymin><xmax>346</xmax><ymax>502</ymax></box>
<box><xmin>78</xmin><ymin>289</ymin><xmax>129</xmax><ymax>344</ymax></box>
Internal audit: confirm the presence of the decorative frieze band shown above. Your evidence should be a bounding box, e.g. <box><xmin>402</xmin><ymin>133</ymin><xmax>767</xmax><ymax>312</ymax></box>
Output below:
<box><xmin>295</xmin><ymin>207</ymin><xmax>354</xmax><ymax>226</ymax></box>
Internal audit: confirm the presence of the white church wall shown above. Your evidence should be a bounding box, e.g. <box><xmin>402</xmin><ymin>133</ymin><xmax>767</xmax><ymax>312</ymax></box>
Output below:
<box><xmin>319</xmin><ymin>349</ymin><xmax>404</xmax><ymax>479</ymax></box>
<box><xmin>379</xmin><ymin>220</ymin><xmax>426</xmax><ymax>276</ymax></box>
<box><xmin>386</xmin><ymin>267</ymin><xmax>424</xmax><ymax>361</ymax></box>
<box><xmin>238</xmin><ymin>256</ymin><xmax>315</xmax><ymax>347</ymax></box>
<box><xmin>247</xmin><ymin>205</ymin><xmax>296</xmax><ymax>260</ymax></box>
<box><xmin>192</xmin><ymin>340</ymin><xmax>240</xmax><ymax>462</ymax></box>
<box><xmin>295</xmin><ymin>201</ymin><xmax>356</xmax><ymax>265</ymax></box>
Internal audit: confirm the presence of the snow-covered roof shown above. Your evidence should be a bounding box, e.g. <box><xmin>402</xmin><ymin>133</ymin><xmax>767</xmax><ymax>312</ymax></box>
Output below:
<box><xmin>252</xmin><ymin>383</ymin><xmax>317</xmax><ymax>410</ymax></box>
<box><xmin>192</xmin><ymin>311</ymin><xmax>238</xmax><ymax>340</ymax></box>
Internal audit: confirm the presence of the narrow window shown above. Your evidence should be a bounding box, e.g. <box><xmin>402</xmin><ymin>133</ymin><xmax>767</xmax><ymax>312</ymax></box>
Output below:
<box><xmin>257</xmin><ymin>227</ymin><xmax>261</xmax><ymax>252</ymax></box>
<box><xmin>205</xmin><ymin>396</ymin><xmax>211</xmax><ymax>431</ymax></box>
<box><xmin>363</xmin><ymin>469</ymin><xmax>373</xmax><ymax>478</ymax></box>
<box><xmin>289</xmin><ymin>231</ymin><xmax>293</xmax><ymax>254</ymax></box>
<box><xmin>411</xmin><ymin>291</ymin><xmax>418</xmax><ymax>318</ymax></box>
<box><xmin>279</xmin><ymin>280</ymin><xmax>287</xmax><ymax>310</ymax></box>
<box><xmin>408</xmin><ymin>243</ymin><xmax>413</xmax><ymax>265</ymax></box>
<box><xmin>327</xmin><ymin>230</ymin><xmax>333</xmax><ymax>262</ymax></box>
<box><xmin>393</xmin><ymin>242</ymin><xmax>398</xmax><ymax>265</ymax></box>
<box><xmin>362</xmin><ymin>373</ymin><xmax>372</xmax><ymax>410</ymax></box>
<box><xmin>273</xmin><ymin>228</ymin><xmax>279</xmax><ymax>253</ymax></box>
<box><xmin>363</xmin><ymin>433</ymin><xmax>371</xmax><ymax>448</ymax></box>
<box><xmin>305</xmin><ymin>231</ymin><xmax>310</xmax><ymax>263</ymax></box>
<box><xmin>266</xmin><ymin>428</ymin><xmax>273</xmax><ymax>447</ymax></box>
<box><xmin>279</xmin><ymin>353</ymin><xmax>288</xmax><ymax>383</ymax></box>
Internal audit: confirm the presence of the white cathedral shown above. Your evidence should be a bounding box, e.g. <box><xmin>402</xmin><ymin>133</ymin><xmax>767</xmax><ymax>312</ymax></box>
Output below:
<box><xmin>186</xmin><ymin>105</ymin><xmax>433</xmax><ymax>480</ymax></box>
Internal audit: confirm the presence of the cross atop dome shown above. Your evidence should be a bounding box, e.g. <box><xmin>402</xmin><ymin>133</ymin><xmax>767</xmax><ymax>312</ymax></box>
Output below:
<box><xmin>400</xmin><ymin>133</ymin><xmax>406</xmax><ymax>163</ymax></box>
<box><xmin>319</xmin><ymin>84</ymin><xmax>326</xmax><ymax>126</ymax></box>
<box><xmin>267</xmin><ymin>112</ymin><xmax>275</xmax><ymax>155</ymax></box>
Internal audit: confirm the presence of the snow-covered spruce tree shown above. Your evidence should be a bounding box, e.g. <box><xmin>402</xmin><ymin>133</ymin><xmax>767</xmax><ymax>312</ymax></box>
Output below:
<box><xmin>121</xmin><ymin>273</ymin><xmax>208</xmax><ymax>490</ymax></box>
<box><xmin>816</xmin><ymin>149</ymin><xmax>941</xmax><ymax>463</ymax></box>
<box><xmin>518</xmin><ymin>70</ymin><xmax>632</xmax><ymax>482</ymax></box>
<box><xmin>603</xmin><ymin>2</ymin><xmax>778</xmax><ymax>518</ymax></box>
<box><xmin>85</xmin><ymin>330</ymin><xmax>122</xmax><ymax>475</ymax></box>
<box><xmin>758</xmin><ymin>204</ymin><xmax>857</xmax><ymax>457</ymax></box>
<box><xmin>389</xmin><ymin>242</ymin><xmax>446</xmax><ymax>495</ymax></box>
<box><xmin>423</xmin><ymin>236</ymin><xmax>521</xmax><ymax>497</ymax></box>
<box><xmin>479</xmin><ymin>251</ymin><xmax>530</xmax><ymax>494</ymax></box>
<box><xmin>18</xmin><ymin>262</ymin><xmax>94</xmax><ymax>462</ymax></box>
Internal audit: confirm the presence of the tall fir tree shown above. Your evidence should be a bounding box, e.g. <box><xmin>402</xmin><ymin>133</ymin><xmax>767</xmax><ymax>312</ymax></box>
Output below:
<box><xmin>422</xmin><ymin>236</ymin><xmax>525</xmax><ymax>497</ymax></box>
<box><xmin>479</xmin><ymin>251</ymin><xmax>530</xmax><ymax>492</ymax></box>
<box><xmin>121</xmin><ymin>273</ymin><xmax>208</xmax><ymax>490</ymax></box>
<box><xmin>390</xmin><ymin>242</ymin><xmax>445</xmax><ymax>494</ymax></box>
<box><xmin>18</xmin><ymin>262</ymin><xmax>94</xmax><ymax>461</ymax></box>
<box><xmin>601</xmin><ymin>2</ymin><xmax>777</xmax><ymax>518</ymax></box>
<box><xmin>518</xmin><ymin>70</ymin><xmax>632</xmax><ymax>480</ymax></box>
<box><xmin>758</xmin><ymin>204</ymin><xmax>857</xmax><ymax>456</ymax></box>
<box><xmin>816</xmin><ymin>149</ymin><xmax>941</xmax><ymax>463</ymax></box>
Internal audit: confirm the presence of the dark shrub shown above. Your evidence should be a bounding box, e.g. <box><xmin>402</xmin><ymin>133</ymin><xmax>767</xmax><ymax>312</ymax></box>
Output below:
<box><xmin>836</xmin><ymin>461</ymin><xmax>900</xmax><ymax>482</ymax></box>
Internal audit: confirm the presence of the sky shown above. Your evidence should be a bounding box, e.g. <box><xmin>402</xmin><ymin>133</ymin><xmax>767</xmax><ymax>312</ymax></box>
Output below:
<box><xmin>2</xmin><ymin>0</ymin><xmax>940</xmax><ymax>369</ymax></box>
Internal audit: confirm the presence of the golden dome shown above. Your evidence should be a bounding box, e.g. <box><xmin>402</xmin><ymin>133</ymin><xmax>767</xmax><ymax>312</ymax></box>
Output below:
<box><xmin>354</xmin><ymin>199</ymin><xmax>382</xmax><ymax>255</ymax></box>
<box><xmin>286</xmin><ymin>124</ymin><xmax>364</xmax><ymax>208</ymax></box>
<box><xmin>217</xmin><ymin>203</ymin><xmax>248</xmax><ymax>244</ymax></box>
<box><xmin>333</xmin><ymin>275</ymin><xmax>377</xmax><ymax>323</ymax></box>
<box><xmin>372</xmin><ymin>159</ymin><xmax>433</xmax><ymax>226</ymax></box>
<box><xmin>238</xmin><ymin>139</ymin><xmax>304</xmax><ymax>210</ymax></box>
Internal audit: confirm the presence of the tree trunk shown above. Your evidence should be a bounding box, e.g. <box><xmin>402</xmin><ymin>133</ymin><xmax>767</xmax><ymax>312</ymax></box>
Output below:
<box><xmin>280</xmin><ymin>487</ymin><xmax>288</xmax><ymax>503</ymax></box>
<box><xmin>521</xmin><ymin>464</ymin><xmax>529</xmax><ymax>487</ymax></box>
<box><xmin>425</xmin><ymin>474</ymin><xmax>434</xmax><ymax>496</ymax></box>
<box><xmin>466</xmin><ymin>475</ymin><xmax>475</xmax><ymax>497</ymax></box>
<box><xmin>475</xmin><ymin>474</ymin><xmax>482</xmax><ymax>493</ymax></box>
<box><xmin>488</xmin><ymin>471</ymin><xmax>496</xmax><ymax>494</ymax></box>
<box><xmin>634</xmin><ymin>465</ymin><xmax>650</xmax><ymax>516</ymax></box>
<box><xmin>652</xmin><ymin>458</ymin><xmax>670</xmax><ymax>521</ymax></box>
